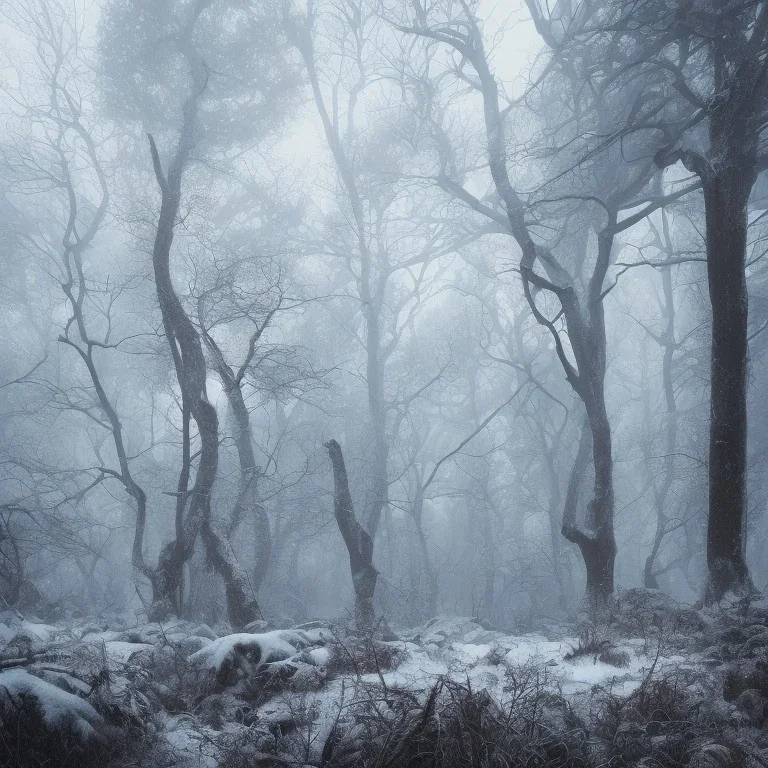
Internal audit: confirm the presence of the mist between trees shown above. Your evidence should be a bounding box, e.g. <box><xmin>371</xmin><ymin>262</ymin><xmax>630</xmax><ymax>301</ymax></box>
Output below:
<box><xmin>0</xmin><ymin>0</ymin><xmax>766</xmax><ymax>635</ymax></box>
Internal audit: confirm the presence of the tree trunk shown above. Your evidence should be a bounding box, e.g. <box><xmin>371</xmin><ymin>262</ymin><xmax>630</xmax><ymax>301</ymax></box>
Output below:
<box><xmin>644</xmin><ymin>259</ymin><xmax>678</xmax><ymax>589</ymax></box>
<box><xmin>584</xmin><ymin>403</ymin><xmax>616</xmax><ymax>601</ymax></box>
<box><xmin>324</xmin><ymin>439</ymin><xmax>378</xmax><ymax>630</ymax></box>
<box><xmin>146</xmin><ymin>542</ymin><xmax>184</xmax><ymax>621</ymax></box>
<box><xmin>413</xmin><ymin>491</ymin><xmax>438</xmax><ymax>618</ymax></box>
<box><xmin>366</xmin><ymin>323</ymin><xmax>389</xmax><ymax>539</ymax></box>
<box><xmin>704</xmin><ymin>162</ymin><xmax>755</xmax><ymax>600</ymax></box>
<box><xmin>200</xmin><ymin>520</ymin><xmax>260</xmax><ymax>628</ymax></box>
<box><xmin>148</xmin><ymin>97</ymin><xmax>254</xmax><ymax>626</ymax></box>
<box><xmin>562</xmin><ymin>409</ymin><xmax>615</xmax><ymax>605</ymax></box>
<box><xmin>201</xmin><ymin>330</ymin><xmax>270</xmax><ymax>607</ymax></box>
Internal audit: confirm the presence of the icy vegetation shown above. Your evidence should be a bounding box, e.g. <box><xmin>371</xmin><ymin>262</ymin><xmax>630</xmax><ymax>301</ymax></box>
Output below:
<box><xmin>1</xmin><ymin>0</ymin><xmax>768</xmax><ymax>764</ymax></box>
<box><xmin>2</xmin><ymin>590</ymin><xmax>768</xmax><ymax>766</ymax></box>
<box><xmin>0</xmin><ymin>669</ymin><xmax>104</xmax><ymax>739</ymax></box>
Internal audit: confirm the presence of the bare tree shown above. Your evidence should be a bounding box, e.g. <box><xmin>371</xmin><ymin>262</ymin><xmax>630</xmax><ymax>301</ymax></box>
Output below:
<box><xmin>145</xmin><ymin>55</ymin><xmax>258</xmax><ymax>626</ymax></box>
<box><xmin>397</xmin><ymin>1</ymin><xmax>697</xmax><ymax>602</ymax></box>
<box><xmin>99</xmin><ymin>0</ymin><xmax>297</xmax><ymax>623</ymax></box>
<box><xmin>286</xmin><ymin>1</ymin><xmax>457</xmax><ymax>556</ymax></box>
<box><xmin>638</xmin><ymin>0</ymin><xmax>767</xmax><ymax>599</ymax></box>
<box><xmin>520</xmin><ymin>0</ymin><xmax>768</xmax><ymax>599</ymax></box>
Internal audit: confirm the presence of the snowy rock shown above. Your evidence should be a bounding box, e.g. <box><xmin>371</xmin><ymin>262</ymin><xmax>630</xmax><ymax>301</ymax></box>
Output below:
<box><xmin>451</xmin><ymin>642</ymin><xmax>493</xmax><ymax>665</ymax></box>
<box><xmin>285</xmin><ymin>660</ymin><xmax>327</xmax><ymax>691</ymax></box>
<box><xmin>735</xmin><ymin>688</ymin><xmax>765</xmax><ymax>726</ymax></box>
<box><xmin>37</xmin><ymin>667</ymin><xmax>92</xmax><ymax>697</ymax></box>
<box><xmin>164</xmin><ymin>632</ymin><xmax>211</xmax><ymax>655</ymax></box>
<box><xmin>81</xmin><ymin>629</ymin><xmax>122</xmax><ymax>643</ymax></box>
<box><xmin>20</xmin><ymin>620</ymin><xmax>59</xmax><ymax>643</ymax></box>
<box><xmin>191</xmin><ymin>623</ymin><xmax>218</xmax><ymax>641</ymax></box>
<box><xmin>404</xmin><ymin>615</ymin><xmax>502</xmax><ymax>646</ymax></box>
<box><xmin>0</xmin><ymin>669</ymin><xmax>104</xmax><ymax>740</ymax></box>
<box><xmin>306</xmin><ymin>647</ymin><xmax>331</xmax><ymax>666</ymax></box>
<box><xmin>188</xmin><ymin>628</ymin><xmax>331</xmax><ymax>689</ymax></box>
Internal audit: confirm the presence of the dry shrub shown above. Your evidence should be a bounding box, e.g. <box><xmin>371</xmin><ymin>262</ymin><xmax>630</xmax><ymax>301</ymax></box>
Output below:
<box><xmin>594</xmin><ymin>674</ymin><xmax>744</xmax><ymax>768</ymax></box>
<box><xmin>216</xmin><ymin>723</ymin><xmax>282</xmax><ymax>768</ymax></box>
<box><xmin>326</xmin><ymin>634</ymin><xmax>405</xmax><ymax>677</ymax></box>
<box><xmin>565</xmin><ymin>622</ymin><xmax>630</xmax><ymax>668</ymax></box>
<box><xmin>321</xmin><ymin>675</ymin><xmax>590</xmax><ymax>768</ymax></box>
<box><xmin>139</xmin><ymin>644</ymin><xmax>204</xmax><ymax>713</ymax></box>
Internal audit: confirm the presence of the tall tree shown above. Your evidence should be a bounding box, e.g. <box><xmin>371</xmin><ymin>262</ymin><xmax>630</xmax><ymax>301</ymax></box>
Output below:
<box><xmin>540</xmin><ymin>0</ymin><xmax>768</xmax><ymax>599</ymax></box>
<box><xmin>285</xmin><ymin>0</ymin><xmax>456</xmax><ymax>610</ymax></box>
<box><xmin>398</xmin><ymin>1</ymin><xmax>696</xmax><ymax>602</ymax></box>
<box><xmin>101</xmin><ymin>0</ymin><xmax>296</xmax><ymax>622</ymax></box>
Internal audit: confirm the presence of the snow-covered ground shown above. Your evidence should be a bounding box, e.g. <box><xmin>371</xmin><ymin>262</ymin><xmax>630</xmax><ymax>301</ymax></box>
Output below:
<box><xmin>2</xmin><ymin>592</ymin><xmax>767</xmax><ymax>767</ymax></box>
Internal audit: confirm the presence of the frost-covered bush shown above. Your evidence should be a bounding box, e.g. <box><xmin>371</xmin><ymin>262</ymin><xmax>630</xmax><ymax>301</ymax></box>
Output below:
<box><xmin>325</xmin><ymin>634</ymin><xmax>404</xmax><ymax>677</ymax></box>
<box><xmin>564</xmin><ymin>622</ymin><xmax>630</xmax><ymax>668</ymax></box>
<box><xmin>609</xmin><ymin>588</ymin><xmax>704</xmax><ymax>641</ymax></box>
<box><xmin>216</xmin><ymin>724</ymin><xmax>279</xmax><ymax>768</ymax></box>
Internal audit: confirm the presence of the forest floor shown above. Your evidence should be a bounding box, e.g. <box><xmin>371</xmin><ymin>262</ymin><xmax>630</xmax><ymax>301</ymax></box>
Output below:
<box><xmin>1</xmin><ymin>588</ymin><xmax>767</xmax><ymax>767</ymax></box>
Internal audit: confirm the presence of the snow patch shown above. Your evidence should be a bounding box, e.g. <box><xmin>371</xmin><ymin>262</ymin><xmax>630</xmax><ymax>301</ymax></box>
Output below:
<box><xmin>307</xmin><ymin>646</ymin><xmax>331</xmax><ymax>666</ymax></box>
<box><xmin>19</xmin><ymin>621</ymin><xmax>58</xmax><ymax>643</ymax></box>
<box><xmin>103</xmin><ymin>640</ymin><xmax>154</xmax><ymax>665</ymax></box>
<box><xmin>0</xmin><ymin>669</ymin><xmax>103</xmax><ymax>740</ymax></box>
<box><xmin>189</xmin><ymin>628</ymin><xmax>331</xmax><ymax>674</ymax></box>
<box><xmin>451</xmin><ymin>642</ymin><xmax>492</xmax><ymax>664</ymax></box>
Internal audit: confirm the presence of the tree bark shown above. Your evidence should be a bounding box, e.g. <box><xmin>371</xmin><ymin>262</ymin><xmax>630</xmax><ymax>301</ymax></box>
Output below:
<box><xmin>561</xmin><ymin>412</ymin><xmax>615</xmax><ymax>604</ymax></box>
<box><xmin>650</xmin><ymin>9</ymin><xmax>768</xmax><ymax>600</ymax></box>
<box><xmin>704</xmin><ymin>161</ymin><xmax>755</xmax><ymax>600</ymax></box>
<box><xmin>199</xmin><ymin>520</ymin><xmax>260</xmax><ymax>628</ymax></box>
<box><xmin>699</xmin><ymin>44</ymin><xmax>763</xmax><ymax>599</ymax></box>
<box><xmin>581</xmin><ymin>403</ymin><xmax>616</xmax><ymax>601</ymax></box>
<box><xmin>324</xmin><ymin>439</ymin><xmax>378</xmax><ymax>630</ymax></box>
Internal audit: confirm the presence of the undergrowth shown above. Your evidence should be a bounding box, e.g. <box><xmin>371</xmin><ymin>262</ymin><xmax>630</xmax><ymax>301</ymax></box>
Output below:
<box><xmin>594</xmin><ymin>673</ymin><xmax>745</xmax><ymax>768</ymax></box>
<box><xmin>319</xmin><ymin>674</ymin><xmax>591</xmax><ymax>768</ymax></box>
<box><xmin>0</xmin><ymin>690</ymin><xmax>148</xmax><ymax>768</ymax></box>
<box><xmin>564</xmin><ymin>622</ymin><xmax>631</xmax><ymax>668</ymax></box>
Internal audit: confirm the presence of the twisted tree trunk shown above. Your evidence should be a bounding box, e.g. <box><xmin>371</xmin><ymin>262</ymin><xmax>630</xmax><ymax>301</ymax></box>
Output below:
<box><xmin>146</xmin><ymin>75</ymin><xmax>257</xmax><ymax>627</ymax></box>
<box><xmin>324</xmin><ymin>440</ymin><xmax>378</xmax><ymax>630</ymax></box>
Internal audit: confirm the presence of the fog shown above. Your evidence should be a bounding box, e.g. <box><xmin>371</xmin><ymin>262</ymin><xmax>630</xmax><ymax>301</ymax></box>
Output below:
<box><xmin>0</xmin><ymin>1</ymin><xmax>766</xmax><ymax>765</ymax></box>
